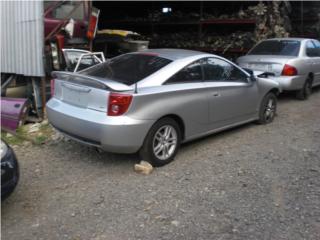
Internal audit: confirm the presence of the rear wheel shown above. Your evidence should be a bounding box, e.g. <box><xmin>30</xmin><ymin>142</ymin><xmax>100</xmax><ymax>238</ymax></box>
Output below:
<box><xmin>296</xmin><ymin>77</ymin><xmax>312</xmax><ymax>100</ymax></box>
<box><xmin>140</xmin><ymin>118</ymin><xmax>181</xmax><ymax>167</ymax></box>
<box><xmin>257</xmin><ymin>92</ymin><xmax>277</xmax><ymax>124</ymax></box>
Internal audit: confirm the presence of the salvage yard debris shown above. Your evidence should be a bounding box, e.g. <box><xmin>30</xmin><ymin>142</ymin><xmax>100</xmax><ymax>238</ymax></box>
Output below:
<box><xmin>141</xmin><ymin>1</ymin><xmax>291</xmax><ymax>53</ymax></box>
<box><xmin>134</xmin><ymin>161</ymin><xmax>154</xmax><ymax>175</ymax></box>
<box><xmin>2</xmin><ymin>121</ymin><xmax>55</xmax><ymax>146</ymax></box>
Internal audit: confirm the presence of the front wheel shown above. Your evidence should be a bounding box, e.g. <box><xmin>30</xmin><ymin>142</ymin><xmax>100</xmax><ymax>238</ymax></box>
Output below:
<box><xmin>257</xmin><ymin>92</ymin><xmax>277</xmax><ymax>124</ymax></box>
<box><xmin>140</xmin><ymin>118</ymin><xmax>181</xmax><ymax>167</ymax></box>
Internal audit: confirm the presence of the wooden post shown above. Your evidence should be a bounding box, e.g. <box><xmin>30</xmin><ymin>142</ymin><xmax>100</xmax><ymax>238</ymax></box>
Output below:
<box><xmin>41</xmin><ymin>77</ymin><xmax>47</xmax><ymax>119</ymax></box>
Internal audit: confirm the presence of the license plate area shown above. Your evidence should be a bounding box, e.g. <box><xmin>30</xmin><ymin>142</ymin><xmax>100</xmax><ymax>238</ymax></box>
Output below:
<box><xmin>248</xmin><ymin>63</ymin><xmax>272</xmax><ymax>72</ymax></box>
<box><xmin>62</xmin><ymin>85</ymin><xmax>89</xmax><ymax>107</ymax></box>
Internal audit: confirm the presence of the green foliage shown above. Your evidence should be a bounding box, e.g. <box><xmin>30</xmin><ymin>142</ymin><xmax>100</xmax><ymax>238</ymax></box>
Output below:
<box><xmin>1</xmin><ymin>122</ymin><xmax>55</xmax><ymax>146</ymax></box>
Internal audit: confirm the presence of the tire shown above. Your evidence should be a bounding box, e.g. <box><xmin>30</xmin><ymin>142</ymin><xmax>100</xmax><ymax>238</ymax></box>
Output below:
<box><xmin>296</xmin><ymin>77</ymin><xmax>312</xmax><ymax>100</ymax></box>
<box><xmin>257</xmin><ymin>92</ymin><xmax>277</xmax><ymax>124</ymax></box>
<box><xmin>140</xmin><ymin>118</ymin><xmax>181</xmax><ymax>167</ymax></box>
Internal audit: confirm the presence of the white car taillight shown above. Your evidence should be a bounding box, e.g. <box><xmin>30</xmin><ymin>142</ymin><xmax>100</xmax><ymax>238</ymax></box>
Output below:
<box><xmin>281</xmin><ymin>64</ymin><xmax>298</xmax><ymax>76</ymax></box>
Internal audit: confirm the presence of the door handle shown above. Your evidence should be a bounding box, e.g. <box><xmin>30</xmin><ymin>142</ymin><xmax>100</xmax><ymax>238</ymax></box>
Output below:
<box><xmin>212</xmin><ymin>92</ymin><xmax>220</xmax><ymax>97</ymax></box>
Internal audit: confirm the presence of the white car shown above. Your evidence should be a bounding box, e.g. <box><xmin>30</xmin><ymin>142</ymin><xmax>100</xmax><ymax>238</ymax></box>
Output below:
<box><xmin>237</xmin><ymin>38</ymin><xmax>320</xmax><ymax>100</ymax></box>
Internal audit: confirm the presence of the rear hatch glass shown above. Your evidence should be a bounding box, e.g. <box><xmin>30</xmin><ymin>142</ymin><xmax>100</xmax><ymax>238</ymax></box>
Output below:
<box><xmin>248</xmin><ymin>40</ymin><xmax>300</xmax><ymax>56</ymax></box>
<box><xmin>80</xmin><ymin>53</ymin><xmax>172</xmax><ymax>85</ymax></box>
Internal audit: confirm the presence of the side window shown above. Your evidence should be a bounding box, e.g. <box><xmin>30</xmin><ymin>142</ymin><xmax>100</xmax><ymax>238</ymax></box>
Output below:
<box><xmin>52</xmin><ymin>1</ymin><xmax>84</xmax><ymax>20</ymax></box>
<box><xmin>76</xmin><ymin>56</ymin><xmax>100</xmax><ymax>72</ymax></box>
<box><xmin>312</xmin><ymin>40</ymin><xmax>320</xmax><ymax>57</ymax></box>
<box><xmin>165</xmin><ymin>60</ymin><xmax>203</xmax><ymax>84</ymax></box>
<box><xmin>203</xmin><ymin>58</ymin><xmax>248</xmax><ymax>83</ymax></box>
<box><xmin>313</xmin><ymin>40</ymin><xmax>320</xmax><ymax>48</ymax></box>
<box><xmin>306</xmin><ymin>41</ymin><xmax>316</xmax><ymax>57</ymax></box>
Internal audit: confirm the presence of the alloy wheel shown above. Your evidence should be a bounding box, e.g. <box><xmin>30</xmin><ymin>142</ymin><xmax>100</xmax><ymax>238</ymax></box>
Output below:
<box><xmin>264</xmin><ymin>98</ymin><xmax>276</xmax><ymax>122</ymax></box>
<box><xmin>152</xmin><ymin>125</ymin><xmax>178</xmax><ymax>161</ymax></box>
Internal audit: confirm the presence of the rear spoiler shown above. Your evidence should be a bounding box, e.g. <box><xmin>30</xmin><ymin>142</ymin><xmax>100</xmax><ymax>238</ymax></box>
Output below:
<box><xmin>52</xmin><ymin>71</ymin><xmax>133</xmax><ymax>92</ymax></box>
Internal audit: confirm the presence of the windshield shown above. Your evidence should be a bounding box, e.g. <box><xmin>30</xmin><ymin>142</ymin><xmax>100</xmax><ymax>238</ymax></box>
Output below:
<box><xmin>248</xmin><ymin>40</ymin><xmax>301</xmax><ymax>56</ymax></box>
<box><xmin>81</xmin><ymin>53</ymin><xmax>172</xmax><ymax>85</ymax></box>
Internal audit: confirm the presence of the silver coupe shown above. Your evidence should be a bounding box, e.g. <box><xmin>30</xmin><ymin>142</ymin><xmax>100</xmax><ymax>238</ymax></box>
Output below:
<box><xmin>47</xmin><ymin>49</ymin><xmax>280</xmax><ymax>166</ymax></box>
<box><xmin>237</xmin><ymin>38</ymin><xmax>320</xmax><ymax>100</ymax></box>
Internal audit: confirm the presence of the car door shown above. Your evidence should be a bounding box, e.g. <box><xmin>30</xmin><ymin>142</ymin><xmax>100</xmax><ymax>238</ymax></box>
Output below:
<box><xmin>62</xmin><ymin>49</ymin><xmax>102</xmax><ymax>72</ymax></box>
<box><xmin>163</xmin><ymin>59</ymin><xmax>209</xmax><ymax>138</ymax></box>
<box><xmin>311</xmin><ymin>40</ymin><xmax>320</xmax><ymax>85</ymax></box>
<box><xmin>202</xmin><ymin>57</ymin><xmax>259</xmax><ymax>129</ymax></box>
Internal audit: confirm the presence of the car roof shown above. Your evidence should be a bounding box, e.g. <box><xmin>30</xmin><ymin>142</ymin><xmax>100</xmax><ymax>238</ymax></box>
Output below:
<box><xmin>139</xmin><ymin>48</ymin><xmax>207</xmax><ymax>60</ymax></box>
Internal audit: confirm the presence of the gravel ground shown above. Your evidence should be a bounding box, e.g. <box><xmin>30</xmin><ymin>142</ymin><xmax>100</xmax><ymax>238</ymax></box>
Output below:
<box><xmin>2</xmin><ymin>89</ymin><xmax>320</xmax><ymax>240</ymax></box>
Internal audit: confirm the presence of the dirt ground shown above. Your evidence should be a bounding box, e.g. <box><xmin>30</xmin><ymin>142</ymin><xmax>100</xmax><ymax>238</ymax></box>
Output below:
<box><xmin>2</xmin><ymin>89</ymin><xmax>320</xmax><ymax>240</ymax></box>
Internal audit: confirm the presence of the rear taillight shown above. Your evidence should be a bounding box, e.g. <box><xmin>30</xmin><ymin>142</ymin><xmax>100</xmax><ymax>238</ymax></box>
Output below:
<box><xmin>107</xmin><ymin>93</ymin><xmax>133</xmax><ymax>116</ymax></box>
<box><xmin>281</xmin><ymin>64</ymin><xmax>298</xmax><ymax>76</ymax></box>
<box><xmin>50</xmin><ymin>79</ymin><xmax>55</xmax><ymax>97</ymax></box>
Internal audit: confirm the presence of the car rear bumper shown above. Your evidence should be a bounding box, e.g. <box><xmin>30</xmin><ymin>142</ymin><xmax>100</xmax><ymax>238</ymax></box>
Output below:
<box><xmin>46</xmin><ymin>98</ymin><xmax>154</xmax><ymax>153</ymax></box>
<box><xmin>264</xmin><ymin>75</ymin><xmax>306</xmax><ymax>91</ymax></box>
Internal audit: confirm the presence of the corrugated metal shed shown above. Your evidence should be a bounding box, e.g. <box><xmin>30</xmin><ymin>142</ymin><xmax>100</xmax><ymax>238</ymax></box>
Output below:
<box><xmin>1</xmin><ymin>0</ymin><xmax>44</xmax><ymax>77</ymax></box>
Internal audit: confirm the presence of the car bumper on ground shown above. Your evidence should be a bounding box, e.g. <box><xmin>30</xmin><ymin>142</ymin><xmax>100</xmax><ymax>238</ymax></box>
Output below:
<box><xmin>1</xmin><ymin>145</ymin><xmax>19</xmax><ymax>200</ymax></box>
<box><xmin>46</xmin><ymin>98</ymin><xmax>154</xmax><ymax>154</ymax></box>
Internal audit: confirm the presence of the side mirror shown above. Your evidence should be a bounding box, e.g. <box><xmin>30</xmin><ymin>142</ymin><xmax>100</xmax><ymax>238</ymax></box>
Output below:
<box><xmin>243</xmin><ymin>68</ymin><xmax>256</xmax><ymax>82</ymax></box>
<box><xmin>242</xmin><ymin>68</ymin><xmax>254</xmax><ymax>76</ymax></box>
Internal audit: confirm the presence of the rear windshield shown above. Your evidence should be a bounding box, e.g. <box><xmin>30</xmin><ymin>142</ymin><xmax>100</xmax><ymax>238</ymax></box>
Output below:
<box><xmin>81</xmin><ymin>53</ymin><xmax>172</xmax><ymax>85</ymax></box>
<box><xmin>248</xmin><ymin>40</ymin><xmax>301</xmax><ymax>56</ymax></box>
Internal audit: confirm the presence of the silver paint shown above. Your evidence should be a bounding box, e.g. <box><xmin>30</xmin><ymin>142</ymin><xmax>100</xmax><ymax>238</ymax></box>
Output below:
<box><xmin>47</xmin><ymin>49</ymin><xmax>280</xmax><ymax>154</ymax></box>
<box><xmin>237</xmin><ymin>38</ymin><xmax>320</xmax><ymax>91</ymax></box>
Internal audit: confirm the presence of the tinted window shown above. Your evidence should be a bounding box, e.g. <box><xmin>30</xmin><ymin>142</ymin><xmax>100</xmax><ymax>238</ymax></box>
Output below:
<box><xmin>44</xmin><ymin>1</ymin><xmax>55</xmax><ymax>10</ymax></box>
<box><xmin>165</xmin><ymin>60</ymin><xmax>203</xmax><ymax>84</ymax></box>
<box><xmin>81</xmin><ymin>54</ymin><xmax>172</xmax><ymax>85</ymax></box>
<box><xmin>52</xmin><ymin>1</ymin><xmax>84</xmax><ymax>20</ymax></box>
<box><xmin>313</xmin><ymin>40</ymin><xmax>320</xmax><ymax>48</ymax></box>
<box><xmin>248</xmin><ymin>40</ymin><xmax>300</xmax><ymax>56</ymax></box>
<box><xmin>306</xmin><ymin>41</ymin><xmax>320</xmax><ymax>57</ymax></box>
<box><xmin>203</xmin><ymin>58</ymin><xmax>248</xmax><ymax>82</ymax></box>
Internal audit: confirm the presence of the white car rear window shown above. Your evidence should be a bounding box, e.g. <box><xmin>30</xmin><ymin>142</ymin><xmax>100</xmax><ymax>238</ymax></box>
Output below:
<box><xmin>248</xmin><ymin>40</ymin><xmax>300</xmax><ymax>56</ymax></box>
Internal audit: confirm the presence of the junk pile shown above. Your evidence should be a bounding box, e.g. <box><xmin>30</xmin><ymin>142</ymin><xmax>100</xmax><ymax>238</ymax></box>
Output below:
<box><xmin>290</xmin><ymin>1</ymin><xmax>320</xmax><ymax>38</ymax></box>
<box><xmin>252</xmin><ymin>1</ymin><xmax>291</xmax><ymax>42</ymax></box>
<box><xmin>147</xmin><ymin>31</ymin><xmax>255</xmax><ymax>53</ymax></box>
<box><xmin>94</xmin><ymin>29</ymin><xmax>149</xmax><ymax>58</ymax></box>
<box><xmin>141</xmin><ymin>1</ymin><xmax>292</xmax><ymax>54</ymax></box>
